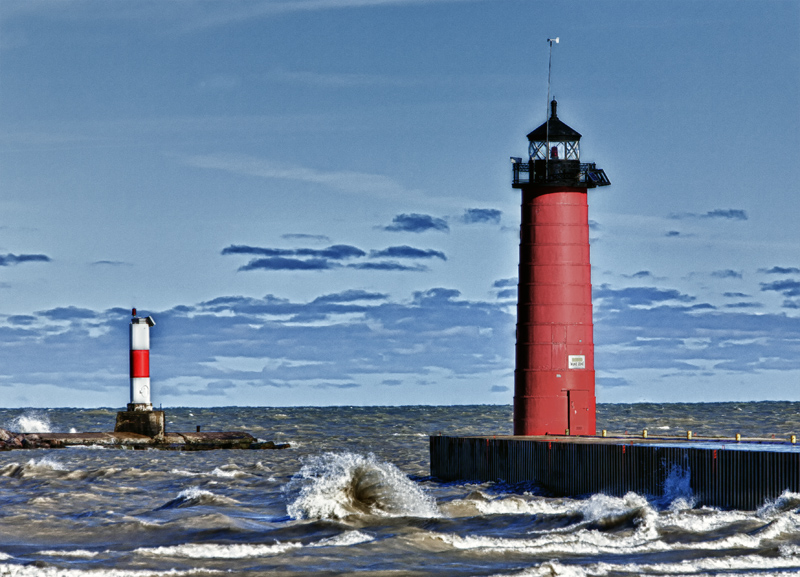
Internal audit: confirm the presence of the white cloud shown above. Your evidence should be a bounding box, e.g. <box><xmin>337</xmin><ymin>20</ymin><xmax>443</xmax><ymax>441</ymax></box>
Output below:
<box><xmin>182</xmin><ymin>154</ymin><xmax>413</xmax><ymax>199</ymax></box>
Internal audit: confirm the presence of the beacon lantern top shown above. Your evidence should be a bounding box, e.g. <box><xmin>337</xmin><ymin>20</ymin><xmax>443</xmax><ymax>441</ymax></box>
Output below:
<box><xmin>512</xmin><ymin>99</ymin><xmax>610</xmax><ymax>189</ymax></box>
<box><xmin>527</xmin><ymin>99</ymin><xmax>582</xmax><ymax>158</ymax></box>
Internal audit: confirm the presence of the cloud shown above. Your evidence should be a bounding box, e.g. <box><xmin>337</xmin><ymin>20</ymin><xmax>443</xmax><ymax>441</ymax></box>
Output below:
<box><xmin>761</xmin><ymin>266</ymin><xmax>800</xmax><ymax>275</ymax></box>
<box><xmin>665</xmin><ymin>230</ymin><xmax>681</xmax><ymax>237</ymax></box>
<box><xmin>223</xmin><ymin>242</ymin><xmax>441</xmax><ymax>273</ymax></box>
<box><xmin>223</xmin><ymin>244</ymin><xmax>375</xmax><ymax>272</ymax></box>
<box><xmin>761</xmin><ymin>279</ymin><xmax>800</xmax><ymax>298</ymax></box>
<box><xmin>90</xmin><ymin>260</ymin><xmax>131</xmax><ymax>267</ymax></box>
<box><xmin>496</xmin><ymin>289</ymin><xmax>516</xmax><ymax>300</ymax></box>
<box><xmin>596</xmin><ymin>377</ymin><xmax>631</xmax><ymax>388</ymax></box>
<box><xmin>589</xmin><ymin>220</ymin><xmax>601</xmax><ymax>231</ymax></box>
<box><xmin>311</xmin><ymin>290</ymin><xmax>388</xmax><ymax>304</ymax></box>
<box><xmin>593</xmin><ymin>285</ymin><xmax>695</xmax><ymax>307</ymax></box>
<box><xmin>312</xmin><ymin>382</ymin><xmax>361</xmax><ymax>389</ymax></box>
<box><xmin>493</xmin><ymin>278</ymin><xmax>517</xmax><ymax>289</ymax></box>
<box><xmin>711</xmin><ymin>269</ymin><xmax>743</xmax><ymax>279</ymax></box>
<box><xmin>623</xmin><ymin>271</ymin><xmax>653</xmax><ymax>279</ymax></box>
<box><xmin>5</xmin><ymin>279</ymin><xmax>800</xmax><ymax>405</ymax></box>
<box><xmin>38</xmin><ymin>306</ymin><xmax>97</xmax><ymax>321</ymax></box>
<box><xmin>222</xmin><ymin>244</ymin><xmax>365</xmax><ymax>259</ymax></box>
<box><xmin>239</xmin><ymin>257</ymin><xmax>336</xmax><ymax>271</ymax></box>
<box><xmin>668</xmin><ymin>209</ymin><xmax>748</xmax><ymax>221</ymax></box>
<box><xmin>348</xmin><ymin>261</ymin><xmax>427</xmax><ymax>271</ymax></box>
<box><xmin>724</xmin><ymin>292</ymin><xmax>750</xmax><ymax>298</ymax></box>
<box><xmin>383</xmin><ymin>213</ymin><xmax>449</xmax><ymax>233</ymax></box>
<box><xmin>0</xmin><ymin>253</ymin><xmax>51</xmax><ymax>266</ymax></box>
<box><xmin>174</xmin><ymin>0</ymin><xmax>480</xmax><ymax>32</ymax></box>
<box><xmin>281</xmin><ymin>233</ymin><xmax>331</xmax><ymax>243</ymax></box>
<box><xmin>370</xmin><ymin>246</ymin><xmax>446</xmax><ymax>261</ymax></box>
<box><xmin>183</xmin><ymin>154</ymin><xmax>409</xmax><ymax>197</ymax></box>
<box><xmin>461</xmin><ymin>208</ymin><xmax>501</xmax><ymax>225</ymax></box>
<box><xmin>703</xmin><ymin>209</ymin><xmax>748</xmax><ymax>221</ymax></box>
<box><xmin>723</xmin><ymin>302</ymin><xmax>763</xmax><ymax>309</ymax></box>
<box><xmin>593</xmin><ymin>283</ymin><xmax>800</xmax><ymax>375</ymax></box>
<box><xmin>193</xmin><ymin>380</ymin><xmax>239</xmax><ymax>397</ymax></box>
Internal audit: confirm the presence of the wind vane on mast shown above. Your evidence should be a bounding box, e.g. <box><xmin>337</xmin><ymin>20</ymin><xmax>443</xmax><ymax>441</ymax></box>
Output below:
<box><xmin>546</xmin><ymin>37</ymin><xmax>559</xmax><ymax>178</ymax></box>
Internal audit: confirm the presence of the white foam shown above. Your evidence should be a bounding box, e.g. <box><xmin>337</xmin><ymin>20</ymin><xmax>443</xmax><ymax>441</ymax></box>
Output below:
<box><xmin>0</xmin><ymin>564</ymin><xmax>220</xmax><ymax>576</ymax></box>
<box><xmin>37</xmin><ymin>549</ymin><xmax>98</xmax><ymax>558</ymax></box>
<box><xmin>434</xmin><ymin>495</ymin><xmax>800</xmax><ymax>561</ymax></box>
<box><xmin>23</xmin><ymin>457</ymin><xmax>67</xmax><ymax>474</ymax></box>
<box><xmin>176</xmin><ymin>487</ymin><xmax>215</xmax><ymax>501</ymax></box>
<box><xmin>210</xmin><ymin>467</ymin><xmax>244</xmax><ymax>478</ymax></box>
<box><xmin>6</xmin><ymin>413</ymin><xmax>53</xmax><ymax>433</ymax></box>
<box><xmin>285</xmin><ymin>452</ymin><xmax>439</xmax><ymax>520</ymax></box>
<box><xmin>444</xmin><ymin>492</ymin><xmax>569</xmax><ymax>517</ymax></box>
<box><xmin>657</xmin><ymin>507</ymin><xmax>751</xmax><ymax>534</ymax></box>
<box><xmin>758</xmin><ymin>490</ymin><xmax>800</xmax><ymax>518</ymax></box>
<box><xmin>0</xmin><ymin>553</ymin><xmax>11</xmax><ymax>561</ymax></box>
<box><xmin>136</xmin><ymin>541</ymin><xmax>301</xmax><ymax>559</ymax></box>
<box><xmin>168</xmin><ymin>466</ymin><xmax>246</xmax><ymax>480</ymax></box>
<box><xmin>491</xmin><ymin>561</ymin><xmax>588</xmax><ymax>577</ymax></box>
<box><xmin>309</xmin><ymin>530</ymin><xmax>375</xmax><ymax>548</ymax></box>
<box><xmin>158</xmin><ymin>486</ymin><xmax>238</xmax><ymax>509</ymax></box>
<box><xmin>661</xmin><ymin>466</ymin><xmax>696</xmax><ymax>509</ymax></box>
<box><xmin>589</xmin><ymin>551</ymin><xmax>800</xmax><ymax>576</ymax></box>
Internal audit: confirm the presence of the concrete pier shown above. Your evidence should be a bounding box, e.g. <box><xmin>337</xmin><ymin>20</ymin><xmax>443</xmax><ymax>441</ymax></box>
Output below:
<box><xmin>430</xmin><ymin>434</ymin><xmax>800</xmax><ymax>510</ymax></box>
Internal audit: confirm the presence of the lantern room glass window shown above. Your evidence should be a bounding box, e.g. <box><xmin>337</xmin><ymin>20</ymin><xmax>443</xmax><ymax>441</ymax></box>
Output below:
<box><xmin>529</xmin><ymin>139</ymin><xmax>580</xmax><ymax>161</ymax></box>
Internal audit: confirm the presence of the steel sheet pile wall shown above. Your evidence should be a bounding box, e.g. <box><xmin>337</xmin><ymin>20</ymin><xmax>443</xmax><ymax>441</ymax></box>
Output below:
<box><xmin>430</xmin><ymin>436</ymin><xmax>800</xmax><ymax>510</ymax></box>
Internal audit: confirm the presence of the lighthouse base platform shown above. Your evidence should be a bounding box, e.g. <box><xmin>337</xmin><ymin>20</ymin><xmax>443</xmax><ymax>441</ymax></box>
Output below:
<box><xmin>430</xmin><ymin>434</ymin><xmax>800</xmax><ymax>510</ymax></box>
<box><xmin>114</xmin><ymin>409</ymin><xmax>165</xmax><ymax>438</ymax></box>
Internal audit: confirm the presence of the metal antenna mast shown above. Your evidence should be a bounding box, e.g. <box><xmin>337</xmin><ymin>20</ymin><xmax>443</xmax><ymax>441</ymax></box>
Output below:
<box><xmin>546</xmin><ymin>37</ymin><xmax>559</xmax><ymax>179</ymax></box>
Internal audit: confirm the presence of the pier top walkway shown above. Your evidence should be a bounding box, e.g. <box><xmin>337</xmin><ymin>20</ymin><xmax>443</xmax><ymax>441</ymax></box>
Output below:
<box><xmin>444</xmin><ymin>433</ymin><xmax>800</xmax><ymax>453</ymax></box>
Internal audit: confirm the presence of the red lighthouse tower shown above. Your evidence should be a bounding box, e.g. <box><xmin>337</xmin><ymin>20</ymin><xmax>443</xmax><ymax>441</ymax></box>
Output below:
<box><xmin>511</xmin><ymin>99</ymin><xmax>610</xmax><ymax>436</ymax></box>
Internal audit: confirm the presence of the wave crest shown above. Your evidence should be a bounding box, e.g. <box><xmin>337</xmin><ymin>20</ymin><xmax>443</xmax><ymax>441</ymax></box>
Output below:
<box><xmin>285</xmin><ymin>452</ymin><xmax>439</xmax><ymax>520</ymax></box>
<box><xmin>156</xmin><ymin>487</ymin><xmax>238</xmax><ymax>510</ymax></box>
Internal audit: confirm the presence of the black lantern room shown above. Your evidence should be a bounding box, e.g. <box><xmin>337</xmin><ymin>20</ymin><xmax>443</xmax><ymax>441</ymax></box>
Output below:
<box><xmin>511</xmin><ymin>100</ymin><xmax>610</xmax><ymax>188</ymax></box>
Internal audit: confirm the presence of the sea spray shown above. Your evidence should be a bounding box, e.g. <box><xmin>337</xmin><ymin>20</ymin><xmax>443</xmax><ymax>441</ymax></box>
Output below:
<box><xmin>661</xmin><ymin>464</ymin><xmax>695</xmax><ymax>510</ymax></box>
<box><xmin>285</xmin><ymin>452</ymin><xmax>439</xmax><ymax>520</ymax></box>
<box><xmin>5</xmin><ymin>413</ymin><xmax>53</xmax><ymax>434</ymax></box>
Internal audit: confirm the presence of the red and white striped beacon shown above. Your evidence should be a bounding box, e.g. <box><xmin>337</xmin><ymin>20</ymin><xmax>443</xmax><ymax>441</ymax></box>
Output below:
<box><xmin>129</xmin><ymin>308</ymin><xmax>155</xmax><ymax>411</ymax></box>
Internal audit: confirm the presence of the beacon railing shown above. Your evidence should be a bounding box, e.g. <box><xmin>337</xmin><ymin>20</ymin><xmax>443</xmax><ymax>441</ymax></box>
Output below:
<box><xmin>511</xmin><ymin>159</ymin><xmax>610</xmax><ymax>188</ymax></box>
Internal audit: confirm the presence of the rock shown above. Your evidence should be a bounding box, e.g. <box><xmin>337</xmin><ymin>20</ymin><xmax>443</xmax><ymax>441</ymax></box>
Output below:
<box><xmin>9</xmin><ymin>437</ymin><xmax>23</xmax><ymax>448</ymax></box>
<box><xmin>0</xmin><ymin>428</ymin><xmax>11</xmax><ymax>442</ymax></box>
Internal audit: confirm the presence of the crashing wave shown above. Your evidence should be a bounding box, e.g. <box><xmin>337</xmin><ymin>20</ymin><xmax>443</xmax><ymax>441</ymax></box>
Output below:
<box><xmin>0</xmin><ymin>457</ymin><xmax>68</xmax><ymax>479</ymax></box>
<box><xmin>285</xmin><ymin>452</ymin><xmax>439</xmax><ymax>520</ymax></box>
<box><xmin>5</xmin><ymin>413</ymin><xmax>53</xmax><ymax>434</ymax></box>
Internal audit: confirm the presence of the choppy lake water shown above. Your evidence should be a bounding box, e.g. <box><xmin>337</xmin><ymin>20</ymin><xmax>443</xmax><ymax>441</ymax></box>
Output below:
<box><xmin>1</xmin><ymin>403</ymin><xmax>800</xmax><ymax>576</ymax></box>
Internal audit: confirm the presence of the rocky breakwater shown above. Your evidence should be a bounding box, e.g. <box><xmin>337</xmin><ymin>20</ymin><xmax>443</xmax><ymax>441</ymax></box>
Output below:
<box><xmin>0</xmin><ymin>427</ymin><xmax>290</xmax><ymax>451</ymax></box>
<box><xmin>0</xmin><ymin>428</ymin><xmax>61</xmax><ymax>450</ymax></box>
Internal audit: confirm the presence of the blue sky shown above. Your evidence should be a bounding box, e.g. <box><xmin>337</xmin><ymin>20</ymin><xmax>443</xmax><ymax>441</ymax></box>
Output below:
<box><xmin>0</xmin><ymin>0</ymin><xmax>798</xmax><ymax>408</ymax></box>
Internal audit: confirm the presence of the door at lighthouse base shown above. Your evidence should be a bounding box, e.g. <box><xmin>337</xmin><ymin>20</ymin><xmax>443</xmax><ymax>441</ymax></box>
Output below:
<box><xmin>567</xmin><ymin>389</ymin><xmax>590</xmax><ymax>435</ymax></box>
